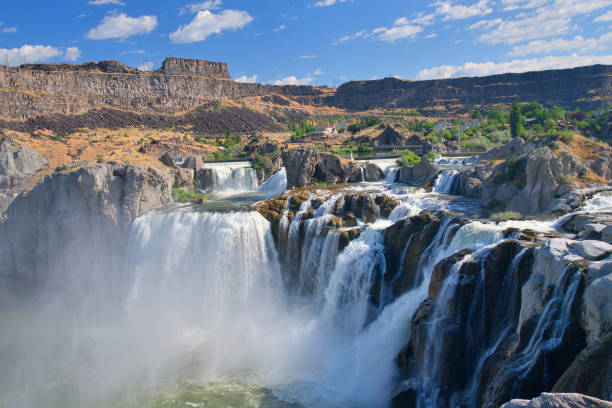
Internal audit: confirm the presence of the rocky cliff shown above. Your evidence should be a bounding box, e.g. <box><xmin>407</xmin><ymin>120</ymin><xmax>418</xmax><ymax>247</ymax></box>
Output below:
<box><xmin>0</xmin><ymin>57</ymin><xmax>325</xmax><ymax>119</ymax></box>
<box><xmin>0</xmin><ymin>164</ymin><xmax>172</xmax><ymax>304</ymax></box>
<box><xmin>327</xmin><ymin>65</ymin><xmax>612</xmax><ymax>113</ymax></box>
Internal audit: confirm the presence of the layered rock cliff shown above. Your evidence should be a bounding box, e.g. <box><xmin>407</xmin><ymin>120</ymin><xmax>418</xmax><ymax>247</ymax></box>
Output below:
<box><xmin>327</xmin><ymin>65</ymin><xmax>612</xmax><ymax>113</ymax></box>
<box><xmin>0</xmin><ymin>57</ymin><xmax>324</xmax><ymax>119</ymax></box>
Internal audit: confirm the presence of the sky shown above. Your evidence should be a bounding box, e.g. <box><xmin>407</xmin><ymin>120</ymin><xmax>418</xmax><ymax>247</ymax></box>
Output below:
<box><xmin>0</xmin><ymin>0</ymin><xmax>611</xmax><ymax>85</ymax></box>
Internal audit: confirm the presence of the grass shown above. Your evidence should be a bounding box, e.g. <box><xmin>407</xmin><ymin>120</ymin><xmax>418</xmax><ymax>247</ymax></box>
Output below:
<box><xmin>172</xmin><ymin>188</ymin><xmax>210</xmax><ymax>203</ymax></box>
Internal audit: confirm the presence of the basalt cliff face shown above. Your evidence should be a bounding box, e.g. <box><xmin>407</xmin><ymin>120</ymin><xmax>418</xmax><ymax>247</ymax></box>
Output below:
<box><xmin>0</xmin><ymin>58</ymin><xmax>610</xmax><ymax>120</ymax></box>
<box><xmin>0</xmin><ymin>57</ymin><xmax>324</xmax><ymax>119</ymax></box>
<box><xmin>327</xmin><ymin>65</ymin><xmax>612</xmax><ymax>112</ymax></box>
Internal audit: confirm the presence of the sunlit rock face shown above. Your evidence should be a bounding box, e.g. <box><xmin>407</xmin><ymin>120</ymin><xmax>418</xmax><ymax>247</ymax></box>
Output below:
<box><xmin>0</xmin><ymin>164</ymin><xmax>611</xmax><ymax>408</ymax></box>
<box><xmin>0</xmin><ymin>163</ymin><xmax>172</xmax><ymax>305</ymax></box>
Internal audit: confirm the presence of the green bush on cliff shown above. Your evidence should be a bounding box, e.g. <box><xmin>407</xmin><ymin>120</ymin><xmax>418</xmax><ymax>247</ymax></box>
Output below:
<box><xmin>397</xmin><ymin>150</ymin><xmax>421</xmax><ymax>166</ymax></box>
<box><xmin>172</xmin><ymin>188</ymin><xmax>210</xmax><ymax>203</ymax></box>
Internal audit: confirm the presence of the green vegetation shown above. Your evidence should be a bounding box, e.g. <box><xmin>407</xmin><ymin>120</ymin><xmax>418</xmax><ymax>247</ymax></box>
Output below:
<box><xmin>348</xmin><ymin>117</ymin><xmax>382</xmax><ymax>134</ymax></box>
<box><xmin>490</xmin><ymin>211</ymin><xmax>522</xmax><ymax>222</ymax></box>
<box><xmin>493</xmin><ymin>156</ymin><xmax>527</xmax><ymax>188</ymax></box>
<box><xmin>397</xmin><ymin>150</ymin><xmax>421</xmax><ymax>166</ymax></box>
<box><xmin>356</xmin><ymin>144</ymin><xmax>374</xmax><ymax>155</ymax></box>
<box><xmin>406</xmin><ymin>119</ymin><xmax>435</xmax><ymax>133</ymax></box>
<box><xmin>288</xmin><ymin>119</ymin><xmax>316</xmax><ymax>140</ymax></box>
<box><xmin>96</xmin><ymin>154</ymin><xmax>105</xmax><ymax>163</ymax></box>
<box><xmin>510</xmin><ymin>101</ymin><xmax>524</xmax><ymax>138</ymax></box>
<box><xmin>222</xmin><ymin>129</ymin><xmax>242</xmax><ymax>148</ymax></box>
<box><xmin>172</xmin><ymin>188</ymin><xmax>210</xmax><ymax>203</ymax></box>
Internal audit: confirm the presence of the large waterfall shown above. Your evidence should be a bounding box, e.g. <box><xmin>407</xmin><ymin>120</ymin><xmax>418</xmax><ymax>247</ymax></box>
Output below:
<box><xmin>1</xmin><ymin>183</ymin><xmax>611</xmax><ymax>407</ymax></box>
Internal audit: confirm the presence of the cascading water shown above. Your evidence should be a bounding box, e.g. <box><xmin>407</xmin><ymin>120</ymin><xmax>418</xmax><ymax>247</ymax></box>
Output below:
<box><xmin>432</xmin><ymin>170</ymin><xmax>459</xmax><ymax>194</ymax></box>
<box><xmin>2</xmin><ymin>167</ymin><xmax>605</xmax><ymax>408</ymax></box>
<box><xmin>198</xmin><ymin>161</ymin><xmax>259</xmax><ymax>193</ymax></box>
<box><xmin>258</xmin><ymin>167</ymin><xmax>288</xmax><ymax>196</ymax></box>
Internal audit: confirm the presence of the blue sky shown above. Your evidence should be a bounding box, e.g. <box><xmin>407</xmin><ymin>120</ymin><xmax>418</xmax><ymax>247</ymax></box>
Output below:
<box><xmin>0</xmin><ymin>0</ymin><xmax>611</xmax><ymax>85</ymax></box>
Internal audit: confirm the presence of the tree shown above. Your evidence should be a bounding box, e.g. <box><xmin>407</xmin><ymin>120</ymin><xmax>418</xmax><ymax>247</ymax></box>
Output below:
<box><xmin>510</xmin><ymin>101</ymin><xmax>523</xmax><ymax>138</ymax></box>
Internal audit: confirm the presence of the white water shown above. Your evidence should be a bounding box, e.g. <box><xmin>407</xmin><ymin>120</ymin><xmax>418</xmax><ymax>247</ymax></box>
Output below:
<box><xmin>433</xmin><ymin>170</ymin><xmax>458</xmax><ymax>194</ymax></box>
<box><xmin>200</xmin><ymin>161</ymin><xmax>259</xmax><ymax>194</ymax></box>
<box><xmin>579</xmin><ymin>191</ymin><xmax>612</xmax><ymax>212</ymax></box>
<box><xmin>258</xmin><ymin>167</ymin><xmax>288</xmax><ymax>197</ymax></box>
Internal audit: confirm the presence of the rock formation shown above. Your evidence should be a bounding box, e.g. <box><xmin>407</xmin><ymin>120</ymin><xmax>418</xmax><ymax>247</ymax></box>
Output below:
<box><xmin>0</xmin><ymin>138</ymin><xmax>47</xmax><ymax>212</ymax></box>
<box><xmin>396</xmin><ymin>157</ymin><xmax>440</xmax><ymax>186</ymax></box>
<box><xmin>501</xmin><ymin>393</ymin><xmax>612</xmax><ymax>408</ymax></box>
<box><xmin>327</xmin><ymin>65</ymin><xmax>612</xmax><ymax>113</ymax></box>
<box><xmin>282</xmin><ymin>148</ymin><xmax>384</xmax><ymax>188</ymax></box>
<box><xmin>0</xmin><ymin>164</ymin><xmax>172</xmax><ymax>304</ymax></box>
<box><xmin>0</xmin><ymin>58</ymin><xmax>325</xmax><ymax>119</ymax></box>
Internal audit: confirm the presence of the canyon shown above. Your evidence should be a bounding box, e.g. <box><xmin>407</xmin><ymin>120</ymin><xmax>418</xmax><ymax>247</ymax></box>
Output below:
<box><xmin>0</xmin><ymin>58</ymin><xmax>611</xmax><ymax>408</ymax></box>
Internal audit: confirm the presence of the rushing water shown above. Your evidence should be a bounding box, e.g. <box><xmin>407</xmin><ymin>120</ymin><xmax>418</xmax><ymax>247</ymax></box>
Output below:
<box><xmin>199</xmin><ymin>161</ymin><xmax>260</xmax><ymax>194</ymax></box>
<box><xmin>1</xmin><ymin>162</ymin><xmax>604</xmax><ymax>408</ymax></box>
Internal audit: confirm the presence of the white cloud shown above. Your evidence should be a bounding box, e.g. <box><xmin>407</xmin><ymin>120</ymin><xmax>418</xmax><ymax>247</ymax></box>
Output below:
<box><xmin>434</xmin><ymin>0</ymin><xmax>493</xmax><ymax>20</ymax></box>
<box><xmin>335</xmin><ymin>18</ymin><xmax>422</xmax><ymax>44</ymax></box>
<box><xmin>425</xmin><ymin>33</ymin><xmax>438</xmax><ymax>39</ymax></box>
<box><xmin>64</xmin><ymin>47</ymin><xmax>81</xmax><ymax>61</ymax></box>
<box><xmin>375</xmin><ymin>18</ymin><xmax>423</xmax><ymax>42</ymax></box>
<box><xmin>0</xmin><ymin>44</ymin><xmax>63</xmax><ymax>66</ymax></box>
<box><xmin>472</xmin><ymin>0</ymin><xmax>612</xmax><ymax>44</ymax></box>
<box><xmin>274</xmin><ymin>76</ymin><xmax>314</xmax><ymax>85</ymax></box>
<box><xmin>179</xmin><ymin>0</ymin><xmax>223</xmax><ymax>15</ymax></box>
<box><xmin>235</xmin><ymin>74</ymin><xmax>258</xmax><ymax>83</ymax></box>
<box><xmin>169</xmin><ymin>9</ymin><xmax>253</xmax><ymax>43</ymax></box>
<box><xmin>87</xmin><ymin>13</ymin><xmax>157</xmax><ymax>40</ymax></box>
<box><xmin>120</xmin><ymin>49</ymin><xmax>146</xmax><ymax>55</ymax></box>
<box><xmin>417</xmin><ymin>53</ymin><xmax>612</xmax><ymax>79</ymax></box>
<box><xmin>595</xmin><ymin>9</ymin><xmax>612</xmax><ymax>22</ymax></box>
<box><xmin>314</xmin><ymin>0</ymin><xmax>352</xmax><ymax>7</ymax></box>
<box><xmin>138</xmin><ymin>61</ymin><xmax>156</xmax><ymax>71</ymax></box>
<box><xmin>509</xmin><ymin>33</ymin><xmax>612</xmax><ymax>56</ymax></box>
<box><xmin>273</xmin><ymin>25</ymin><xmax>286</xmax><ymax>32</ymax></box>
<box><xmin>1</xmin><ymin>27</ymin><xmax>17</xmax><ymax>33</ymax></box>
<box><xmin>501</xmin><ymin>0</ymin><xmax>548</xmax><ymax>11</ymax></box>
<box><xmin>89</xmin><ymin>0</ymin><xmax>125</xmax><ymax>5</ymax></box>
<box><xmin>298</xmin><ymin>55</ymin><xmax>319</xmax><ymax>59</ymax></box>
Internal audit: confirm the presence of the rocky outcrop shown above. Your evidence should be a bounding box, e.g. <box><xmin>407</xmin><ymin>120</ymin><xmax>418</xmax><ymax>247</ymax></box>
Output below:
<box><xmin>158</xmin><ymin>57</ymin><xmax>230</xmax><ymax>78</ymax></box>
<box><xmin>501</xmin><ymin>393</ymin><xmax>612</xmax><ymax>408</ymax></box>
<box><xmin>0</xmin><ymin>164</ymin><xmax>172</xmax><ymax>302</ymax></box>
<box><xmin>476</xmin><ymin>138</ymin><xmax>612</xmax><ymax>216</ymax></box>
<box><xmin>0</xmin><ymin>138</ymin><xmax>47</xmax><ymax>212</ymax></box>
<box><xmin>327</xmin><ymin>64</ymin><xmax>612</xmax><ymax>113</ymax></box>
<box><xmin>396</xmin><ymin>157</ymin><xmax>439</xmax><ymax>186</ymax></box>
<box><xmin>282</xmin><ymin>149</ymin><xmax>384</xmax><ymax>188</ymax></box>
<box><xmin>0</xmin><ymin>58</ymin><xmax>325</xmax><ymax>119</ymax></box>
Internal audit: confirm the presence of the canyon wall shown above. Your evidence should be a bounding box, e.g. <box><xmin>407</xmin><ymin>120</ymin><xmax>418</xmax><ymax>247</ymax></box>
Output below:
<box><xmin>0</xmin><ymin>58</ymin><xmax>324</xmax><ymax>119</ymax></box>
<box><xmin>327</xmin><ymin>65</ymin><xmax>612</xmax><ymax>113</ymax></box>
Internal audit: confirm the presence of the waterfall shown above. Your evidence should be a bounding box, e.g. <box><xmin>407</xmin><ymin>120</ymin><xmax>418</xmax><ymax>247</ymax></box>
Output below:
<box><xmin>198</xmin><ymin>161</ymin><xmax>259</xmax><ymax>193</ymax></box>
<box><xmin>432</xmin><ymin>170</ymin><xmax>459</xmax><ymax>194</ymax></box>
<box><xmin>258</xmin><ymin>167</ymin><xmax>287</xmax><ymax>196</ymax></box>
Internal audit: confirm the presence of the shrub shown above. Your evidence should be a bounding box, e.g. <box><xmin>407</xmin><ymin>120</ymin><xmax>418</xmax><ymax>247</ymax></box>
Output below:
<box><xmin>490</xmin><ymin>211</ymin><xmax>522</xmax><ymax>222</ymax></box>
<box><xmin>559</xmin><ymin>132</ymin><xmax>574</xmax><ymax>144</ymax></box>
<box><xmin>96</xmin><ymin>154</ymin><xmax>105</xmax><ymax>163</ymax></box>
<box><xmin>356</xmin><ymin>144</ymin><xmax>374</xmax><ymax>156</ymax></box>
<box><xmin>172</xmin><ymin>188</ymin><xmax>209</xmax><ymax>203</ymax></box>
<box><xmin>397</xmin><ymin>150</ymin><xmax>421</xmax><ymax>166</ymax></box>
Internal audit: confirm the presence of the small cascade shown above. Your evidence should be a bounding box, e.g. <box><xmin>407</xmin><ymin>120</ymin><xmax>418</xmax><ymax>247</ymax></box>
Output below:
<box><xmin>385</xmin><ymin>167</ymin><xmax>399</xmax><ymax>183</ymax></box>
<box><xmin>432</xmin><ymin>170</ymin><xmax>459</xmax><ymax>194</ymax></box>
<box><xmin>258</xmin><ymin>167</ymin><xmax>288</xmax><ymax>196</ymax></box>
<box><xmin>198</xmin><ymin>161</ymin><xmax>259</xmax><ymax>193</ymax></box>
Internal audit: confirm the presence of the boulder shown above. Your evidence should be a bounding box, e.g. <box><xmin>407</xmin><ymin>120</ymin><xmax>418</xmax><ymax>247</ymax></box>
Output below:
<box><xmin>159</xmin><ymin>152</ymin><xmax>175</xmax><ymax>168</ymax></box>
<box><xmin>364</xmin><ymin>163</ymin><xmax>385</xmax><ymax>181</ymax></box>
<box><xmin>282</xmin><ymin>148</ymin><xmax>319</xmax><ymax>188</ymax></box>
<box><xmin>182</xmin><ymin>155</ymin><xmax>204</xmax><ymax>172</ymax></box>
<box><xmin>581</xmin><ymin>267</ymin><xmax>612</xmax><ymax>345</ymax></box>
<box><xmin>173</xmin><ymin>167</ymin><xmax>194</xmax><ymax>188</ymax></box>
<box><xmin>397</xmin><ymin>157</ymin><xmax>439</xmax><ymax>186</ymax></box>
<box><xmin>0</xmin><ymin>138</ymin><xmax>48</xmax><ymax>212</ymax></box>
<box><xmin>501</xmin><ymin>393</ymin><xmax>612</xmax><ymax>408</ymax></box>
